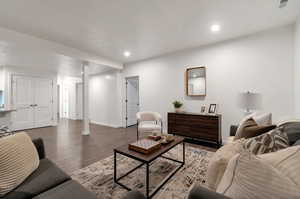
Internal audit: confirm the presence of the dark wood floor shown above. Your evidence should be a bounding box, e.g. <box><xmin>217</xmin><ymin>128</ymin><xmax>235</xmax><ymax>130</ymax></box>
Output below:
<box><xmin>27</xmin><ymin>119</ymin><xmax>216</xmax><ymax>174</ymax></box>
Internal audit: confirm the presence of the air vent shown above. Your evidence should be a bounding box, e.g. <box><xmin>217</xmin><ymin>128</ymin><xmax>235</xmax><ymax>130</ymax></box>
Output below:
<box><xmin>279</xmin><ymin>0</ymin><xmax>288</xmax><ymax>8</ymax></box>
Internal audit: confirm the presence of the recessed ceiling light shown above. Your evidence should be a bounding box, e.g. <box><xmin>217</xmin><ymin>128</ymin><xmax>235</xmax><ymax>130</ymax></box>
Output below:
<box><xmin>211</xmin><ymin>24</ymin><xmax>221</xmax><ymax>32</ymax></box>
<box><xmin>105</xmin><ymin>75</ymin><xmax>111</xmax><ymax>79</ymax></box>
<box><xmin>123</xmin><ymin>51</ymin><xmax>131</xmax><ymax>57</ymax></box>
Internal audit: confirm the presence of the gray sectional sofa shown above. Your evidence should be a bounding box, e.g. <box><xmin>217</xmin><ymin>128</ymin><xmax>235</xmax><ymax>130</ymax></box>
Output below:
<box><xmin>123</xmin><ymin>122</ymin><xmax>300</xmax><ymax>199</ymax></box>
<box><xmin>3</xmin><ymin>138</ymin><xmax>97</xmax><ymax>199</ymax></box>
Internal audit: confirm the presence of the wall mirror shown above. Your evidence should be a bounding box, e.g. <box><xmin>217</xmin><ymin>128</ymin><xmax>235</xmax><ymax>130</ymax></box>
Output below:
<box><xmin>186</xmin><ymin>66</ymin><xmax>206</xmax><ymax>96</ymax></box>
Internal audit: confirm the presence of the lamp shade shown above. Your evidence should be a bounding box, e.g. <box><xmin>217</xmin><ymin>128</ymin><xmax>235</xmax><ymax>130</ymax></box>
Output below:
<box><xmin>238</xmin><ymin>91</ymin><xmax>262</xmax><ymax>112</ymax></box>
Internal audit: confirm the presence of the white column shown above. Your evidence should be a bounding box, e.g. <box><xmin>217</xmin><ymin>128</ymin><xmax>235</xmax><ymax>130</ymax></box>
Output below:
<box><xmin>82</xmin><ymin>61</ymin><xmax>90</xmax><ymax>135</ymax></box>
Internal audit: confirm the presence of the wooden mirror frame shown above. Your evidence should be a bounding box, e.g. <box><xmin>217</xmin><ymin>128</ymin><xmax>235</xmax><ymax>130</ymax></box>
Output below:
<box><xmin>186</xmin><ymin>66</ymin><xmax>206</xmax><ymax>96</ymax></box>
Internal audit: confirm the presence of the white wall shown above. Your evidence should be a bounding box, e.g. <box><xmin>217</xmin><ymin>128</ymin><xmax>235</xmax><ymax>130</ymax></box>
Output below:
<box><xmin>295</xmin><ymin>17</ymin><xmax>300</xmax><ymax>117</ymax></box>
<box><xmin>122</xmin><ymin>25</ymin><xmax>295</xmax><ymax>138</ymax></box>
<box><xmin>89</xmin><ymin>70</ymin><xmax>122</xmax><ymax>128</ymax></box>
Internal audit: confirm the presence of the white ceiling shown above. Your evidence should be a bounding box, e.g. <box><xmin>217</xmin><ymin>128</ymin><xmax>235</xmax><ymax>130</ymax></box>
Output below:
<box><xmin>0</xmin><ymin>26</ymin><xmax>115</xmax><ymax>77</ymax></box>
<box><xmin>0</xmin><ymin>0</ymin><xmax>300</xmax><ymax>65</ymax></box>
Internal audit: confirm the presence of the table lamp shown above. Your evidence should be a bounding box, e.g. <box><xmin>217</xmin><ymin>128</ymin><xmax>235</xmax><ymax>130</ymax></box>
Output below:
<box><xmin>238</xmin><ymin>91</ymin><xmax>262</xmax><ymax>115</ymax></box>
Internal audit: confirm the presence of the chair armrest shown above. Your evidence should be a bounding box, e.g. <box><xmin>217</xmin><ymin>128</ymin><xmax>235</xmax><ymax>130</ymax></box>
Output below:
<box><xmin>32</xmin><ymin>138</ymin><xmax>46</xmax><ymax>159</ymax></box>
<box><xmin>230</xmin><ymin>125</ymin><xmax>238</xmax><ymax>137</ymax></box>
<box><xmin>188</xmin><ymin>185</ymin><xmax>231</xmax><ymax>199</ymax></box>
<box><xmin>122</xmin><ymin>191</ymin><xmax>146</xmax><ymax>199</ymax></box>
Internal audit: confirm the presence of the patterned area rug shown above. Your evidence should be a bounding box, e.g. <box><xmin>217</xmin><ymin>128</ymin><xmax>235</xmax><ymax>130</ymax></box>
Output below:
<box><xmin>72</xmin><ymin>145</ymin><xmax>214</xmax><ymax>199</ymax></box>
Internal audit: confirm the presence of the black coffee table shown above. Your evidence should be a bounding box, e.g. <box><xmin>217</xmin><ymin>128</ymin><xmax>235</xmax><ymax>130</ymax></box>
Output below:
<box><xmin>114</xmin><ymin>136</ymin><xmax>185</xmax><ymax>199</ymax></box>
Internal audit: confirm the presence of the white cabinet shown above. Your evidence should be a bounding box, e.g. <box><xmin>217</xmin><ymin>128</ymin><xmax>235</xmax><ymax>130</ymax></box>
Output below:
<box><xmin>11</xmin><ymin>75</ymin><xmax>54</xmax><ymax>131</ymax></box>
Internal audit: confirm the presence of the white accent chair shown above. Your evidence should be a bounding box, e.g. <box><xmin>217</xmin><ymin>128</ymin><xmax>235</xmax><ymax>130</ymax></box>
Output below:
<box><xmin>136</xmin><ymin>111</ymin><xmax>163</xmax><ymax>140</ymax></box>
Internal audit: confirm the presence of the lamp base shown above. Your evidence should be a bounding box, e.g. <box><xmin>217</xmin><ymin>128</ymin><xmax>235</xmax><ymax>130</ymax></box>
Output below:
<box><xmin>244</xmin><ymin>110</ymin><xmax>253</xmax><ymax>116</ymax></box>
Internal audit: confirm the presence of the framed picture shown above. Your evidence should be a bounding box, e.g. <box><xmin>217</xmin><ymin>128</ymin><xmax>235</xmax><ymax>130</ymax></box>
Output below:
<box><xmin>208</xmin><ymin>104</ymin><xmax>217</xmax><ymax>114</ymax></box>
<box><xmin>200</xmin><ymin>106</ymin><xmax>206</xmax><ymax>113</ymax></box>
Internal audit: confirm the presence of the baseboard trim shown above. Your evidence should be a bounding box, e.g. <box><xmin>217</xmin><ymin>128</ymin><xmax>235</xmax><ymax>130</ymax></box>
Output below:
<box><xmin>90</xmin><ymin>120</ymin><xmax>121</xmax><ymax>128</ymax></box>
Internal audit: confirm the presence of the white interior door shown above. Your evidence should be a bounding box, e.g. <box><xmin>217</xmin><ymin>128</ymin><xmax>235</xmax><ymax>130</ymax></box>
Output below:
<box><xmin>12</xmin><ymin>76</ymin><xmax>35</xmax><ymax>131</ymax></box>
<box><xmin>34</xmin><ymin>78</ymin><xmax>53</xmax><ymax>128</ymax></box>
<box><xmin>126</xmin><ymin>77</ymin><xmax>139</xmax><ymax>126</ymax></box>
<box><xmin>12</xmin><ymin>75</ymin><xmax>54</xmax><ymax>130</ymax></box>
<box><xmin>76</xmin><ymin>83</ymin><xmax>83</xmax><ymax>120</ymax></box>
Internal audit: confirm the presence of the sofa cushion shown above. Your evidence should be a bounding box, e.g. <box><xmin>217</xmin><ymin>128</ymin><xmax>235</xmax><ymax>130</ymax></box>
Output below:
<box><xmin>4</xmin><ymin>158</ymin><xmax>70</xmax><ymax>199</ymax></box>
<box><xmin>0</xmin><ymin>132</ymin><xmax>40</xmax><ymax>196</ymax></box>
<box><xmin>216</xmin><ymin>151</ymin><xmax>300</xmax><ymax>199</ymax></box>
<box><xmin>243</xmin><ymin>127</ymin><xmax>289</xmax><ymax>155</ymax></box>
<box><xmin>222</xmin><ymin>136</ymin><xmax>235</xmax><ymax>145</ymax></box>
<box><xmin>188</xmin><ymin>184</ymin><xmax>230</xmax><ymax>199</ymax></box>
<box><xmin>293</xmin><ymin>139</ymin><xmax>300</xmax><ymax>146</ymax></box>
<box><xmin>278</xmin><ymin>122</ymin><xmax>300</xmax><ymax>145</ymax></box>
<box><xmin>32</xmin><ymin>180</ymin><xmax>97</xmax><ymax>199</ymax></box>
<box><xmin>206</xmin><ymin>139</ymin><xmax>245</xmax><ymax>191</ymax></box>
<box><xmin>260</xmin><ymin>145</ymin><xmax>300</xmax><ymax>186</ymax></box>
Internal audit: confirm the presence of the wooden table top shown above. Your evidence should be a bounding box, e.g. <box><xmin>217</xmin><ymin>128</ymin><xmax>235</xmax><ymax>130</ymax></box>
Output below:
<box><xmin>114</xmin><ymin>136</ymin><xmax>184</xmax><ymax>163</ymax></box>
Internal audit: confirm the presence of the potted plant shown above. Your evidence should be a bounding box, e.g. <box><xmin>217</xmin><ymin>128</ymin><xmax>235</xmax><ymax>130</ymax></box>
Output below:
<box><xmin>173</xmin><ymin>100</ymin><xmax>183</xmax><ymax>113</ymax></box>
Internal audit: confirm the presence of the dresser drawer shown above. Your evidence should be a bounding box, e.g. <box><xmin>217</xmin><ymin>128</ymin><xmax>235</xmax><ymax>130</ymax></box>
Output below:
<box><xmin>167</xmin><ymin>112</ymin><xmax>221</xmax><ymax>145</ymax></box>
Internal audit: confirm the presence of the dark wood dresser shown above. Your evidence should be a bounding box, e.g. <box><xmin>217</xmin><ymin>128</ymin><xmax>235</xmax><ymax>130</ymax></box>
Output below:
<box><xmin>168</xmin><ymin>112</ymin><xmax>222</xmax><ymax>146</ymax></box>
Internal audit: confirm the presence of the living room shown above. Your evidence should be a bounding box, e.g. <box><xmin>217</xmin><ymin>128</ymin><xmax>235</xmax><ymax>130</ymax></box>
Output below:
<box><xmin>1</xmin><ymin>1</ymin><xmax>300</xmax><ymax>199</ymax></box>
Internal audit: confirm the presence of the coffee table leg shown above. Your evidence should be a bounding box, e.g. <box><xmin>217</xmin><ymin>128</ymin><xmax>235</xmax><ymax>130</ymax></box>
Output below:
<box><xmin>146</xmin><ymin>162</ymin><xmax>149</xmax><ymax>198</ymax></box>
<box><xmin>114</xmin><ymin>150</ymin><xmax>117</xmax><ymax>183</ymax></box>
<box><xmin>183</xmin><ymin>141</ymin><xmax>185</xmax><ymax>165</ymax></box>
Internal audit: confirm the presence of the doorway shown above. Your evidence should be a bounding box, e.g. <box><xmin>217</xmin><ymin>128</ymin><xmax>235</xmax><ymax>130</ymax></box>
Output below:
<box><xmin>76</xmin><ymin>83</ymin><xmax>83</xmax><ymax>120</ymax></box>
<box><xmin>125</xmin><ymin>76</ymin><xmax>139</xmax><ymax>127</ymax></box>
<box><xmin>57</xmin><ymin>85</ymin><xmax>60</xmax><ymax>120</ymax></box>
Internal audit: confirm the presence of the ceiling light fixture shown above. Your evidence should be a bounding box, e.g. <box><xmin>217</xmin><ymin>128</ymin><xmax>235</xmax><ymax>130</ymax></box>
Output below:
<box><xmin>105</xmin><ymin>75</ymin><xmax>111</xmax><ymax>79</ymax></box>
<box><xmin>211</xmin><ymin>24</ymin><xmax>221</xmax><ymax>33</ymax></box>
<box><xmin>123</xmin><ymin>51</ymin><xmax>131</xmax><ymax>57</ymax></box>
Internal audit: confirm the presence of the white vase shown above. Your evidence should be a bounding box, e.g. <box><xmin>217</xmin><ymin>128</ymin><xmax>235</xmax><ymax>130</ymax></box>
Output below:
<box><xmin>175</xmin><ymin>107</ymin><xmax>182</xmax><ymax>113</ymax></box>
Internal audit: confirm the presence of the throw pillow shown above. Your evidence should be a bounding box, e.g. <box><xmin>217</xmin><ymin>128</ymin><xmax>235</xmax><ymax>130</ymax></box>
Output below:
<box><xmin>243</xmin><ymin>127</ymin><xmax>289</xmax><ymax>155</ymax></box>
<box><xmin>260</xmin><ymin>145</ymin><xmax>300</xmax><ymax>186</ymax></box>
<box><xmin>252</xmin><ymin>112</ymin><xmax>272</xmax><ymax>126</ymax></box>
<box><xmin>206</xmin><ymin>139</ymin><xmax>245</xmax><ymax>191</ymax></box>
<box><xmin>234</xmin><ymin>113</ymin><xmax>257</xmax><ymax>140</ymax></box>
<box><xmin>0</xmin><ymin>132</ymin><xmax>40</xmax><ymax>196</ymax></box>
<box><xmin>234</xmin><ymin>118</ymin><xmax>276</xmax><ymax>140</ymax></box>
<box><xmin>216</xmin><ymin>151</ymin><xmax>300</xmax><ymax>199</ymax></box>
<box><xmin>234</xmin><ymin>118</ymin><xmax>256</xmax><ymax>140</ymax></box>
